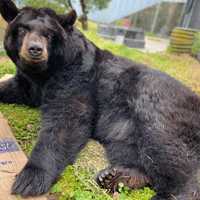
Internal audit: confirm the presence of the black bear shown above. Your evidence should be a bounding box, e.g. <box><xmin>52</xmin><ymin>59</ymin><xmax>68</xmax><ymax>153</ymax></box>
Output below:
<box><xmin>0</xmin><ymin>1</ymin><xmax>200</xmax><ymax>199</ymax></box>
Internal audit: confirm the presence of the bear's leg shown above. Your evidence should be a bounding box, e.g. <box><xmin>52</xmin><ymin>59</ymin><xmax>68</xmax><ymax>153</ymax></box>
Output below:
<box><xmin>12</xmin><ymin>95</ymin><xmax>94</xmax><ymax>196</ymax></box>
<box><xmin>101</xmin><ymin>132</ymin><xmax>200</xmax><ymax>199</ymax></box>
<box><xmin>139</xmin><ymin>136</ymin><xmax>200</xmax><ymax>200</ymax></box>
<box><xmin>152</xmin><ymin>177</ymin><xmax>200</xmax><ymax>200</ymax></box>
<box><xmin>96</xmin><ymin>113</ymin><xmax>150</xmax><ymax>193</ymax></box>
<box><xmin>0</xmin><ymin>75</ymin><xmax>33</xmax><ymax>106</ymax></box>
<box><xmin>96</xmin><ymin>166</ymin><xmax>151</xmax><ymax>193</ymax></box>
<box><xmin>97</xmin><ymin>141</ymin><xmax>151</xmax><ymax>193</ymax></box>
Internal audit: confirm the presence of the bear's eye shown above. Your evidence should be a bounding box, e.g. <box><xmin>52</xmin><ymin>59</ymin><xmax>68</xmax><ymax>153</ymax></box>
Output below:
<box><xmin>44</xmin><ymin>34</ymin><xmax>52</xmax><ymax>41</ymax></box>
<box><xmin>18</xmin><ymin>27</ymin><xmax>28</xmax><ymax>36</ymax></box>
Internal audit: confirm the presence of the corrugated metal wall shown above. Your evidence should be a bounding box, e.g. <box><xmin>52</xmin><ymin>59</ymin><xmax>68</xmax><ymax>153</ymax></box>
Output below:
<box><xmin>181</xmin><ymin>0</ymin><xmax>200</xmax><ymax>29</ymax></box>
<box><xmin>16</xmin><ymin>0</ymin><xmax>187</xmax><ymax>25</ymax></box>
<box><xmin>73</xmin><ymin>0</ymin><xmax>186</xmax><ymax>24</ymax></box>
<box><xmin>73</xmin><ymin>0</ymin><xmax>162</xmax><ymax>23</ymax></box>
<box><xmin>88</xmin><ymin>0</ymin><xmax>162</xmax><ymax>23</ymax></box>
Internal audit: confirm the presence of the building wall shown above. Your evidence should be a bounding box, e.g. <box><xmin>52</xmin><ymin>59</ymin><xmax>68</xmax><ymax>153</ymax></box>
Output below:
<box><xmin>87</xmin><ymin>0</ymin><xmax>163</xmax><ymax>23</ymax></box>
<box><xmin>189</xmin><ymin>0</ymin><xmax>200</xmax><ymax>29</ymax></box>
<box><xmin>181</xmin><ymin>0</ymin><xmax>200</xmax><ymax>30</ymax></box>
<box><xmin>115</xmin><ymin>2</ymin><xmax>184</xmax><ymax>37</ymax></box>
<box><xmin>153</xmin><ymin>2</ymin><xmax>184</xmax><ymax>35</ymax></box>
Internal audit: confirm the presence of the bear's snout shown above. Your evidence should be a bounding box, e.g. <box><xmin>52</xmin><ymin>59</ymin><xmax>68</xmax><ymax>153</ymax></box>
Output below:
<box><xmin>28</xmin><ymin>41</ymin><xmax>43</xmax><ymax>59</ymax></box>
<box><xmin>20</xmin><ymin>32</ymin><xmax>48</xmax><ymax>64</ymax></box>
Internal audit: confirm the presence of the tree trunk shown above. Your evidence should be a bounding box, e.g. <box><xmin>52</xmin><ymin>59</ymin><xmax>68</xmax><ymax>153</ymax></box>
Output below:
<box><xmin>80</xmin><ymin>0</ymin><xmax>88</xmax><ymax>30</ymax></box>
<box><xmin>68</xmin><ymin>0</ymin><xmax>73</xmax><ymax>9</ymax></box>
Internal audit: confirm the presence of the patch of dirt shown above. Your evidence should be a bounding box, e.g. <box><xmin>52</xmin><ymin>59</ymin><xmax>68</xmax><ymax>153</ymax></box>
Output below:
<box><xmin>76</xmin><ymin>140</ymin><xmax>108</xmax><ymax>173</ymax></box>
<box><xmin>0</xmin><ymin>56</ymin><xmax>9</xmax><ymax>62</ymax></box>
<box><xmin>47</xmin><ymin>193</ymin><xmax>59</xmax><ymax>200</ymax></box>
<box><xmin>164</xmin><ymin>54</ymin><xmax>200</xmax><ymax>94</ymax></box>
<box><xmin>191</xmin><ymin>66</ymin><xmax>200</xmax><ymax>82</ymax></box>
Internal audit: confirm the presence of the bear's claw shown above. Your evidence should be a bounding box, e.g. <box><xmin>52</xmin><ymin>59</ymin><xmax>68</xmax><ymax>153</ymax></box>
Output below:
<box><xmin>96</xmin><ymin>167</ymin><xmax>151</xmax><ymax>193</ymax></box>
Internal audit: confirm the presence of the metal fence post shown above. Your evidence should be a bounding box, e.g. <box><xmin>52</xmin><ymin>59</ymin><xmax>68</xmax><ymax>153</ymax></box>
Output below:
<box><xmin>151</xmin><ymin>2</ymin><xmax>162</xmax><ymax>33</ymax></box>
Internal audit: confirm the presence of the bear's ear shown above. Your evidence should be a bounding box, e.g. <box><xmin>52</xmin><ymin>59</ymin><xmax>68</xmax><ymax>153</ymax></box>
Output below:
<box><xmin>0</xmin><ymin>0</ymin><xmax>19</xmax><ymax>23</ymax></box>
<box><xmin>58</xmin><ymin>10</ymin><xmax>77</xmax><ymax>28</ymax></box>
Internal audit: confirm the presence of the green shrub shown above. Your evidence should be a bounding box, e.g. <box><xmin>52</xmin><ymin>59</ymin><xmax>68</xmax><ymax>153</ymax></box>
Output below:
<box><xmin>192</xmin><ymin>32</ymin><xmax>200</xmax><ymax>55</ymax></box>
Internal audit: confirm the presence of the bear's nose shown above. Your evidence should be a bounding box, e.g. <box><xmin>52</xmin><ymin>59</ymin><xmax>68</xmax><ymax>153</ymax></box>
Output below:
<box><xmin>28</xmin><ymin>43</ymin><xmax>43</xmax><ymax>58</ymax></box>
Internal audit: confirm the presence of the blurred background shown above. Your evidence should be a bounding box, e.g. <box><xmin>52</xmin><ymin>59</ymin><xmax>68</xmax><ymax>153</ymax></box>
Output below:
<box><xmin>0</xmin><ymin>0</ymin><xmax>200</xmax><ymax>55</ymax></box>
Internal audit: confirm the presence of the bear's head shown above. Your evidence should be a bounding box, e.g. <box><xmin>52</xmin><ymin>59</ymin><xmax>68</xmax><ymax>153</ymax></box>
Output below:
<box><xmin>0</xmin><ymin>0</ymin><xmax>77</xmax><ymax>74</ymax></box>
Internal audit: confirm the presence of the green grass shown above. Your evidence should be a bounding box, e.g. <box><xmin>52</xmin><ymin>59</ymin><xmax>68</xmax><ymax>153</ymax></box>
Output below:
<box><xmin>0</xmin><ymin>58</ymin><xmax>15</xmax><ymax>78</ymax></box>
<box><xmin>0</xmin><ymin>22</ymin><xmax>200</xmax><ymax>200</ymax></box>
<box><xmin>51</xmin><ymin>166</ymin><xmax>155</xmax><ymax>200</ymax></box>
<box><xmin>0</xmin><ymin>50</ymin><xmax>8</xmax><ymax>57</ymax></box>
<box><xmin>0</xmin><ymin>103</ymin><xmax>40</xmax><ymax>153</ymax></box>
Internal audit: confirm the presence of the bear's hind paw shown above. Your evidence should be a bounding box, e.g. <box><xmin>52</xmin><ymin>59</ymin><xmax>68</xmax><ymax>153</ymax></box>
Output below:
<box><xmin>96</xmin><ymin>166</ymin><xmax>151</xmax><ymax>193</ymax></box>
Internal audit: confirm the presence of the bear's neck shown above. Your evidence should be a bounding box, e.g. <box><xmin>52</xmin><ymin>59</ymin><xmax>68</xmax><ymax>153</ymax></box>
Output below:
<box><xmin>62</xmin><ymin>28</ymin><xmax>99</xmax><ymax>72</ymax></box>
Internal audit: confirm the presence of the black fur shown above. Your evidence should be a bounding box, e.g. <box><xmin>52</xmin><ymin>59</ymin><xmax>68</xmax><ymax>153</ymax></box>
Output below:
<box><xmin>0</xmin><ymin>1</ymin><xmax>200</xmax><ymax>199</ymax></box>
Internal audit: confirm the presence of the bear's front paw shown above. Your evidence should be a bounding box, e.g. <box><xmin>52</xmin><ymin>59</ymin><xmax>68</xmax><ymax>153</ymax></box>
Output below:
<box><xmin>11</xmin><ymin>164</ymin><xmax>54</xmax><ymax>197</ymax></box>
